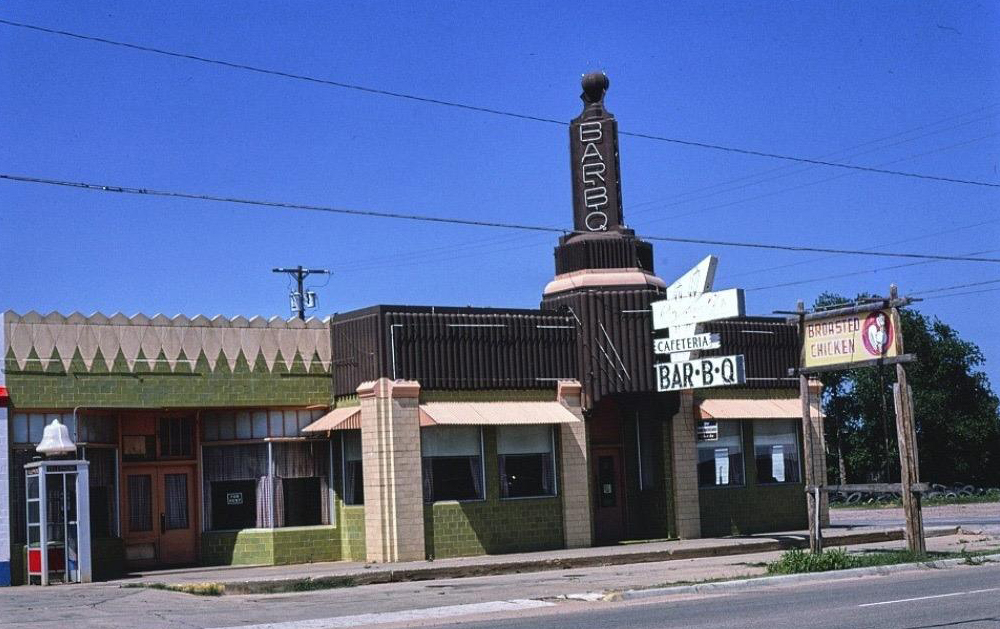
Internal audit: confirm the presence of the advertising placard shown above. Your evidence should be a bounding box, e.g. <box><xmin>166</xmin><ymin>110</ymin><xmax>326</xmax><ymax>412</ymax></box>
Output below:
<box><xmin>655</xmin><ymin>354</ymin><xmax>746</xmax><ymax>392</ymax></box>
<box><xmin>803</xmin><ymin>308</ymin><xmax>901</xmax><ymax>369</ymax></box>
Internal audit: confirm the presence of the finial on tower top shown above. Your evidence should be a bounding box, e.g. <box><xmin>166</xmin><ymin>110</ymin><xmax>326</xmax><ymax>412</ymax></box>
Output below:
<box><xmin>581</xmin><ymin>72</ymin><xmax>609</xmax><ymax>105</ymax></box>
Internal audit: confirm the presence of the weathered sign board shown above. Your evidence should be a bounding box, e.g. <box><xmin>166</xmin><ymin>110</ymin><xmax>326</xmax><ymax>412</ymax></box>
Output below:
<box><xmin>655</xmin><ymin>354</ymin><xmax>746</xmax><ymax>392</ymax></box>
<box><xmin>651</xmin><ymin>288</ymin><xmax>745</xmax><ymax>330</ymax></box>
<box><xmin>802</xmin><ymin>308</ymin><xmax>901</xmax><ymax>369</ymax></box>
<box><xmin>653</xmin><ymin>333</ymin><xmax>721</xmax><ymax>355</ymax></box>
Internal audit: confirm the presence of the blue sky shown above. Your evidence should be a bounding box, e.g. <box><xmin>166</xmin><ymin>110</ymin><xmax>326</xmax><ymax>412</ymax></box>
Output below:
<box><xmin>1</xmin><ymin>2</ymin><xmax>998</xmax><ymax>384</ymax></box>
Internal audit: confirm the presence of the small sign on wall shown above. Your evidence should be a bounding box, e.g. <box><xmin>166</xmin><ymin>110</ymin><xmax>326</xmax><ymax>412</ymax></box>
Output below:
<box><xmin>226</xmin><ymin>492</ymin><xmax>243</xmax><ymax>506</ymax></box>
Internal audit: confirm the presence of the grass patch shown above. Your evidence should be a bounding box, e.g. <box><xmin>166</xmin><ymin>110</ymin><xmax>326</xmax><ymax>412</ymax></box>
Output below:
<box><xmin>765</xmin><ymin>547</ymin><xmax>1000</xmax><ymax>575</ymax></box>
<box><xmin>126</xmin><ymin>581</ymin><xmax>225</xmax><ymax>596</ymax></box>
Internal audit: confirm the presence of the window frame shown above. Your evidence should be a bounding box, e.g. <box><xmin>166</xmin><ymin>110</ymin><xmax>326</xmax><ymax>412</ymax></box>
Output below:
<box><xmin>751</xmin><ymin>419</ymin><xmax>803</xmax><ymax>486</ymax></box>
<box><xmin>421</xmin><ymin>426</ymin><xmax>486</xmax><ymax>504</ymax></box>
<box><xmin>696</xmin><ymin>419</ymin><xmax>746</xmax><ymax>489</ymax></box>
<box><xmin>497</xmin><ymin>425</ymin><xmax>558</xmax><ymax>501</ymax></box>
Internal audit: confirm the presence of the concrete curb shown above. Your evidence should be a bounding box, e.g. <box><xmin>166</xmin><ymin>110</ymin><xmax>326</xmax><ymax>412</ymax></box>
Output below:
<box><xmin>617</xmin><ymin>552</ymin><xmax>1000</xmax><ymax>601</ymax></box>
<box><xmin>139</xmin><ymin>526</ymin><xmax>959</xmax><ymax>595</ymax></box>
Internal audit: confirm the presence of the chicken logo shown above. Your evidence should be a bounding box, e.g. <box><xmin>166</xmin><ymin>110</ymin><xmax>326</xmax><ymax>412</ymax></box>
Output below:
<box><xmin>861</xmin><ymin>312</ymin><xmax>894</xmax><ymax>356</ymax></box>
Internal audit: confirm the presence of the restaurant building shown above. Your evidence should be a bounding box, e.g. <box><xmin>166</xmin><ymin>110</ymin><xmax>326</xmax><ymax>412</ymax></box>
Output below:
<box><xmin>0</xmin><ymin>73</ymin><xmax>826</xmax><ymax>585</ymax></box>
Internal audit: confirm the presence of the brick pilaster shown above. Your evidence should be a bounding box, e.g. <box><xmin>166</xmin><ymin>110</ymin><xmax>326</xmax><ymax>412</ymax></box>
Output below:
<box><xmin>358</xmin><ymin>378</ymin><xmax>425</xmax><ymax>562</ymax></box>
<box><xmin>556</xmin><ymin>380</ymin><xmax>592</xmax><ymax>548</ymax></box>
<box><xmin>671</xmin><ymin>390</ymin><xmax>701</xmax><ymax>538</ymax></box>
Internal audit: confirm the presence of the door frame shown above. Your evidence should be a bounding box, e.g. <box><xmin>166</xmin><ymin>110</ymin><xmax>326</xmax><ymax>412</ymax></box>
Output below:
<box><xmin>591</xmin><ymin>446</ymin><xmax>627</xmax><ymax>544</ymax></box>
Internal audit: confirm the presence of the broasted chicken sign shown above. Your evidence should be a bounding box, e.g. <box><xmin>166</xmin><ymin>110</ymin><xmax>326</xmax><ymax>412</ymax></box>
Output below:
<box><xmin>802</xmin><ymin>308</ymin><xmax>901</xmax><ymax>369</ymax></box>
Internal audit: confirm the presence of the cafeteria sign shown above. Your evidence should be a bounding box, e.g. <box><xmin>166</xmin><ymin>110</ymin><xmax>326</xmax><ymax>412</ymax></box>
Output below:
<box><xmin>803</xmin><ymin>308</ymin><xmax>901</xmax><ymax>369</ymax></box>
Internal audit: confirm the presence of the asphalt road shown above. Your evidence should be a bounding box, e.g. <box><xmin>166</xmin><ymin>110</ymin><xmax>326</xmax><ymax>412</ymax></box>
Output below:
<box><xmin>832</xmin><ymin>503</ymin><xmax>1000</xmax><ymax>534</ymax></box>
<box><xmin>438</xmin><ymin>563</ymin><xmax>1000</xmax><ymax>629</ymax></box>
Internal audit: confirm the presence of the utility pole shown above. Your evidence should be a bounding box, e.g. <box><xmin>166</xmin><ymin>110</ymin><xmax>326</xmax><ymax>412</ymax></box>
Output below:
<box><xmin>272</xmin><ymin>266</ymin><xmax>330</xmax><ymax>320</ymax></box>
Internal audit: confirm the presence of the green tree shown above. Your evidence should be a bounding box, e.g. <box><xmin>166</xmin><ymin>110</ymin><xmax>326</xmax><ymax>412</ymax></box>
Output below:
<box><xmin>815</xmin><ymin>293</ymin><xmax>1000</xmax><ymax>486</ymax></box>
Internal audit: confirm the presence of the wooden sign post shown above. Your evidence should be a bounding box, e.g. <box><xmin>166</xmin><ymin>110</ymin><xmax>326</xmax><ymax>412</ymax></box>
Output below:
<box><xmin>890</xmin><ymin>285</ymin><xmax>925</xmax><ymax>555</ymax></box>
<box><xmin>787</xmin><ymin>286</ymin><xmax>925</xmax><ymax>555</ymax></box>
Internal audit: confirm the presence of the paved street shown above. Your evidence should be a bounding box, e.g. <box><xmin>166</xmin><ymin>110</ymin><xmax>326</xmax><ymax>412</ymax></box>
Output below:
<box><xmin>438</xmin><ymin>562</ymin><xmax>1000</xmax><ymax>629</ymax></box>
<box><xmin>1</xmin><ymin>532</ymin><xmax>997</xmax><ymax>629</ymax></box>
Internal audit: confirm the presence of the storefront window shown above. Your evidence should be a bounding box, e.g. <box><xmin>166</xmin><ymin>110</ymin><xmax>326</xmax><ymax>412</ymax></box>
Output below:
<box><xmin>497</xmin><ymin>425</ymin><xmax>555</xmax><ymax>499</ymax></box>
<box><xmin>421</xmin><ymin>426</ymin><xmax>484</xmax><ymax>502</ymax></box>
<box><xmin>342</xmin><ymin>431</ymin><xmax>364</xmax><ymax>505</ymax></box>
<box><xmin>696</xmin><ymin>420</ymin><xmax>745</xmax><ymax>487</ymax></box>
<box><xmin>202</xmin><ymin>440</ymin><xmax>332</xmax><ymax>530</ymax></box>
<box><xmin>753</xmin><ymin>420</ymin><xmax>801</xmax><ymax>484</ymax></box>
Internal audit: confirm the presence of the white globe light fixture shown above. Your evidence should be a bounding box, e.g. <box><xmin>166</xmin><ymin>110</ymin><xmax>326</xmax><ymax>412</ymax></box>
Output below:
<box><xmin>36</xmin><ymin>418</ymin><xmax>76</xmax><ymax>455</ymax></box>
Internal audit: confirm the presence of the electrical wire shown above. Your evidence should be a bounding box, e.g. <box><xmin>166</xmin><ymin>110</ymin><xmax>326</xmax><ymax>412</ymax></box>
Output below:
<box><xmin>909</xmin><ymin>278</ymin><xmax>1000</xmax><ymax>296</ymax></box>
<box><xmin>3</xmin><ymin>17</ymin><xmax>999</xmax><ymax>189</ymax></box>
<box><xmin>3</xmin><ymin>172</ymin><xmax>1000</xmax><ymax>263</ymax></box>
<box><xmin>918</xmin><ymin>287</ymin><xmax>1000</xmax><ymax>301</ymax></box>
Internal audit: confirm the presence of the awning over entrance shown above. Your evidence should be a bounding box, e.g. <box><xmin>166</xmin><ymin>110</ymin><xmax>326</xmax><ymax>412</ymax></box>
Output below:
<box><xmin>419</xmin><ymin>401</ymin><xmax>581</xmax><ymax>427</ymax></box>
<box><xmin>302</xmin><ymin>406</ymin><xmax>360</xmax><ymax>433</ymax></box>
<box><xmin>697</xmin><ymin>398</ymin><xmax>817</xmax><ymax>419</ymax></box>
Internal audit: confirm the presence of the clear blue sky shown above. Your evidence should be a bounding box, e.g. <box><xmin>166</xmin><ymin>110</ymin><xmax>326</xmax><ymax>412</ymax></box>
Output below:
<box><xmin>2</xmin><ymin>2</ymin><xmax>998</xmax><ymax>384</ymax></box>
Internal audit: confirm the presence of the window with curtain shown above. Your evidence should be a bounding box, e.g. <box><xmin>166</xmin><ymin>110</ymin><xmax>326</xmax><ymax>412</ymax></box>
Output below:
<box><xmin>202</xmin><ymin>443</ymin><xmax>267</xmax><ymax>530</ymax></box>
<box><xmin>497</xmin><ymin>425</ymin><xmax>556</xmax><ymax>499</ymax></box>
<box><xmin>696</xmin><ymin>420</ymin><xmax>745</xmax><ymax>487</ymax></box>
<box><xmin>753</xmin><ymin>419</ymin><xmax>801</xmax><ymax>484</ymax></box>
<box><xmin>273</xmin><ymin>441</ymin><xmax>331</xmax><ymax>527</ymax></box>
<box><xmin>342</xmin><ymin>430</ymin><xmax>364</xmax><ymax>505</ymax></box>
<box><xmin>421</xmin><ymin>426</ymin><xmax>484</xmax><ymax>502</ymax></box>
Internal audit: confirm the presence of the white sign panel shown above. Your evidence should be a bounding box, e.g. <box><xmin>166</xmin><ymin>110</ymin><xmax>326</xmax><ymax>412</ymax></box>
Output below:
<box><xmin>665</xmin><ymin>255</ymin><xmax>718</xmax><ymax>361</ymax></box>
<box><xmin>714</xmin><ymin>448</ymin><xmax>730</xmax><ymax>485</ymax></box>
<box><xmin>667</xmin><ymin>255</ymin><xmax>718</xmax><ymax>300</ymax></box>
<box><xmin>651</xmin><ymin>288</ymin><xmax>745</xmax><ymax>330</ymax></box>
<box><xmin>653</xmin><ymin>333</ymin><xmax>721</xmax><ymax>355</ymax></box>
<box><xmin>655</xmin><ymin>354</ymin><xmax>747</xmax><ymax>392</ymax></box>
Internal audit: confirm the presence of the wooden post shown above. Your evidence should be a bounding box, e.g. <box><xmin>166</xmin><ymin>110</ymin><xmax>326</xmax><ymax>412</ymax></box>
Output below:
<box><xmin>797</xmin><ymin>300</ymin><xmax>822</xmax><ymax>553</ymax></box>
<box><xmin>890</xmin><ymin>284</ymin><xmax>925</xmax><ymax>555</ymax></box>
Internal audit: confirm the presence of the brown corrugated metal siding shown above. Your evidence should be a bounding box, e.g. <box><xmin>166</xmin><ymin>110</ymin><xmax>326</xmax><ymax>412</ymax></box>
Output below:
<box><xmin>330</xmin><ymin>306</ymin><xmax>578</xmax><ymax>396</ymax></box>
<box><xmin>541</xmin><ymin>288</ymin><xmax>664</xmax><ymax>405</ymax></box>
<box><xmin>700</xmin><ymin>317</ymin><xmax>798</xmax><ymax>389</ymax></box>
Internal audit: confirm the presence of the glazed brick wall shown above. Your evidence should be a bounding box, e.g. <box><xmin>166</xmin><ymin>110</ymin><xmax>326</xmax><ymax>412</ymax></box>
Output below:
<box><xmin>4</xmin><ymin>348</ymin><xmax>332</xmax><ymax>409</ymax></box>
<box><xmin>422</xmin><ymin>427</ymin><xmax>564</xmax><ymax>559</ymax></box>
<box><xmin>698</xmin><ymin>418</ymin><xmax>808</xmax><ymax>536</ymax></box>
<box><xmin>200</xmin><ymin>502</ymin><xmax>366</xmax><ymax>566</ymax></box>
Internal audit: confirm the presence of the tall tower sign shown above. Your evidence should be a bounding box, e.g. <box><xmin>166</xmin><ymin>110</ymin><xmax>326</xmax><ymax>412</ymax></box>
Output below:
<box><xmin>570</xmin><ymin>72</ymin><xmax>624</xmax><ymax>233</ymax></box>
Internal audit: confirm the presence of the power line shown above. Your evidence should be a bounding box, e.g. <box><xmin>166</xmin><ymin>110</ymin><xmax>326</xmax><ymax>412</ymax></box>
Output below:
<box><xmin>745</xmin><ymin>250</ymin><xmax>1000</xmax><ymax>292</ymax></box>
<box><xmin>3</xmin><ymin>172</ymin><xmax>1000</xmax><ymax>264</ymax></box>
<box><xmin>909</xmin><ymin>278</ymin><xmax>1000</xmax><ymax>296</ymax></box>
<box><xmin>3</xmin><ymin>17</ymin><xmax>999</xmax><ymax>189</ymax></box>
<box><xmin>918</xmin><ymin>287</ymin><xmax>1000</xmax><ymax>301</ymax></box>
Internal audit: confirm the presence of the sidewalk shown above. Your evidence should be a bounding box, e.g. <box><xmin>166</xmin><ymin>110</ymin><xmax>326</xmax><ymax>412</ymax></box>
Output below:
<box><xmin>115</xmin><ymin>524</ymin><xmax>963</xmax><ymax>594</ymax></box>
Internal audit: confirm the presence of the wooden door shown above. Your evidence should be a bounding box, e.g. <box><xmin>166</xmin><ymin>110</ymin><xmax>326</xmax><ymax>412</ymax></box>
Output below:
<box><xmin>157</xmin><ymin>465</ymin><xmax>197</xmax><ymax>565</ymax></box>
<box><xmin>122</xmin><ymin>465</ymin><xmax>197</xmax><ymax>566</ymax></box>
<box><xmin>592</xmin><ymin>447</ymin><xmax>626</xmax><ymax>545</ymax></box>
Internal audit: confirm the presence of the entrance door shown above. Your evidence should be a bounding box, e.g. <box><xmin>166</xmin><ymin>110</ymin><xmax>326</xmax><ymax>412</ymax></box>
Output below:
<box><xmin>592</xmin><ymin>447</ymin><xmax>626</xmax><ymax>544</ymax></box>
<box><xmin>123</xmin><ymin>465</ymin><xmax>197</xmax><ymax>566</ymax></box>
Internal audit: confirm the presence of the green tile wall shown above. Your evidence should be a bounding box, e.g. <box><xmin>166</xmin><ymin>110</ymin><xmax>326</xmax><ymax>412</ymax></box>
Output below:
<box><xmin>423</xmin><ymin>427</ymin><xmax>564</xmax><ymax>559</ymax></box>
<box><xmin>698</xmin><ymin>419</ymin><xmax>807</xmax><ymax>536</ymax></box>
<box><xmin>199</xmin><ymin>502</ymin><xmax>365</xmax><ymax>566</ymax></box>
<box><xmin>5</xmin><ymin>347</ymin><xmax>332</xmax><ymax>409</ymax></box>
